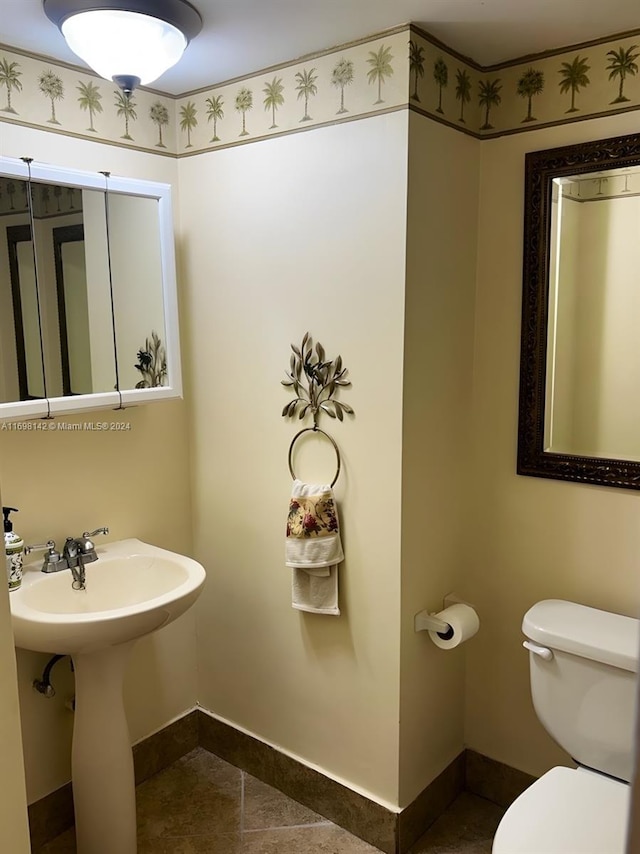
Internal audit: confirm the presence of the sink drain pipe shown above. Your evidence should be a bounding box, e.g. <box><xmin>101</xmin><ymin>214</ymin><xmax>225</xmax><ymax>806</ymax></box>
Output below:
<box><xmin>33</xmin><ymin>654</ymin><xmax>70</xmax><ymax>698</ymax></box>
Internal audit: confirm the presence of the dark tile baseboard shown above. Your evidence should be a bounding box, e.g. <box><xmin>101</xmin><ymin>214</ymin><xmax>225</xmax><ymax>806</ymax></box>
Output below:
<box><xmin>464</xmin><ymin>749</ymin><xmax>536</xmax><ymax>808</ymax></box>
<box><xmin>133</xmin><ymin>708</ymin><xmax>199</xmax><ymax>786</ymax></box>
<box><xmin>28</xmin><ymin>708</ymin><xmax>534</xmax><ymax>853</ymax></box>
<box><xmin>398</xmin><ymin>753</ymin><xmax>466</xmax><ymax>853</ymax></box>
<box><xmin>198</xmin><ymin>710</ymin><xmax>473</xmax><ymax>854</ymax></box>
<box><xmin>199</xmin><ymin>710</ymin><xmax>400</xmax><ymax>853</ymax></box>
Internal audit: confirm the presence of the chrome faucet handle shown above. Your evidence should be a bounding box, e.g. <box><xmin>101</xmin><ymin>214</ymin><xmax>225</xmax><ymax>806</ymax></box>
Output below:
<box><xmin>73</xmin><ymin>527</ymin><xmax>108</xmax><ymax>568</ymax></box>
<box><xmin>24</xmin><ymin>540</ymin><xmax>57</xmax><ymax>555</ymax></box>
<box><xmin>24</xmin><ymin>541</ymin><xmax>65</xmax><ymax>573</ymax></box>
<box><xmin>82</xmin><ymin>527</ymin><xmax>109</xmax><ymax>538</ymax></box>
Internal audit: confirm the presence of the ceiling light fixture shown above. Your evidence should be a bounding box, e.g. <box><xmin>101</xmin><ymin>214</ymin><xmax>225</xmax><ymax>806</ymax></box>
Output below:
<box><xmin>43</xmin><ymin>0</ymin><xmax>202</xmax><ymax>95</ymax></box>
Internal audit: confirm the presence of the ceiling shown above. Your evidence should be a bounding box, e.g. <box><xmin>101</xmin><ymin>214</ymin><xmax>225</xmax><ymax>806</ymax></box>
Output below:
<box><xmin>1</xmin><ymin>0</ymin><xmax>639</xmax><ymax>96</ymax></box>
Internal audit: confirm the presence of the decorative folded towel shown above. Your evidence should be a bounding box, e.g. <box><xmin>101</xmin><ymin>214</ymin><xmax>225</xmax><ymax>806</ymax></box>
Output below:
<box><xmin>286</xmin><ymin>479</ymin><xmax>343</xmax><ymax>615</ymax></box>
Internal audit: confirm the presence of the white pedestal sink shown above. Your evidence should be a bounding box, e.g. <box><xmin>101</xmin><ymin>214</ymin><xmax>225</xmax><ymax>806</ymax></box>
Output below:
<box><xmin>10</xmin><ymin>538</ymin><xmax>206</xmax><ymax>854</ymax></box>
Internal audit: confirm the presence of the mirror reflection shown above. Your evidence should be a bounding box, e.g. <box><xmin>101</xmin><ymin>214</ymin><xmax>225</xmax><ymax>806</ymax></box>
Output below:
<box><xmin>107</xmin><ymin>193</ymin><xmax>167</xmax><ymax>391</ymax></box>
<box><xmin>0</xmin><ymin>177</ymin><xmax>119</xmax><ymax>404</ymax></box>
<box><xmin>53</xmin><ymin>223</ymin><xmax>90</xmax><ymax>395</ymax></box>
<box><xmin>29</xmin><ymin>181</ymin><xmax>117</xmax><ymax>399</ymax></box>
<box><xmin>546</xmin><ymin>166</ymin><xmax>640</xmax><ymax>462</ymax></box>
<box><xmin>0</xmin><ymin>178</ymin><xmax>44</xmax><ymax>402</ymax></box>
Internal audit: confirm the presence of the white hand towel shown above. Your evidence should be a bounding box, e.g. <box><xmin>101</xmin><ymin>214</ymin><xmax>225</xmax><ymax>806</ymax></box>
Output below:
<box><xmin>286</xmin><ymin>479</ymin><xmax>343</xmax><ymax>615</ymax></box>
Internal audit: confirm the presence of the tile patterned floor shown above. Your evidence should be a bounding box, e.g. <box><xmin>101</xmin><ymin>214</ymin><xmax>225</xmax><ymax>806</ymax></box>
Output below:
<box><xmin>37</xmin><ymin>748</ymin><xmax>503</xmax><ymax>853</ymax></box>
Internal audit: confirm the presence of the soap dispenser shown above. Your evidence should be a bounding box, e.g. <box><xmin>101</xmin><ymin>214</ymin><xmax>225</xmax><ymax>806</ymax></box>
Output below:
<box><xmin>3</xmin><ymin>507</ymin><xmax>24</xmax><ymax>591</ymax></box>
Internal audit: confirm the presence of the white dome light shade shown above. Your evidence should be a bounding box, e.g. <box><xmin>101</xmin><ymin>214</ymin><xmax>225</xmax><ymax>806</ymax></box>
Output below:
<box><xmin>61</xmin><ymin>10</ymin><xmax>187</xmax><ymax>86</ymax></box>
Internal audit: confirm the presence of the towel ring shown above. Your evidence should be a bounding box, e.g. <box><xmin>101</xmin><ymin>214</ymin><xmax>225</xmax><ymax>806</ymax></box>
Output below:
<box><xmin>288</xmin><ymin>426</ymin><xmax>341</xmax><ymax>487</ymax></box>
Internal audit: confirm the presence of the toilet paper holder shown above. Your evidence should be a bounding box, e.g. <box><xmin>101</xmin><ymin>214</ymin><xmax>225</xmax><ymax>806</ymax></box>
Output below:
<box><xmin>414</xmin><ymin>611</ymin><xmax>452</xmax><ymax>635</ymax></box>
<box><xmin>414</xmin><ymin>594</ymin><xmax>473</xmax><ymax>637</ymax></box>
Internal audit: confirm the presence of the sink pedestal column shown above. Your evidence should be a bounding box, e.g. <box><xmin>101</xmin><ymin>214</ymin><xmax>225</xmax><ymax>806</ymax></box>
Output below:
<box><xmin>71</xmin><ymin>641</ymin><xmax>136</xmax><ymax>854</ymax></box>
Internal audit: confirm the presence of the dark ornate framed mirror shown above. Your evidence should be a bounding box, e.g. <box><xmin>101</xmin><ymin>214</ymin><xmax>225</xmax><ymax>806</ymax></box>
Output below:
<box><xmin>518</xmin><ymin>131</ymin><xmax>640</xmax><ymax>490</ymax></box>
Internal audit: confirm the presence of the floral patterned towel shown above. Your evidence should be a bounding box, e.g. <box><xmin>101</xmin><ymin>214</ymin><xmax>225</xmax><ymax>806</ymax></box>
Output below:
<box><xmin>285</xmin><ymin>480</ymin><xmax>344</xmax><ymax>571</ymax></box>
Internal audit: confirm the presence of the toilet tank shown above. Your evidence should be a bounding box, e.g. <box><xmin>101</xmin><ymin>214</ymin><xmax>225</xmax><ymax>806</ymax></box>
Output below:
<box><xmin>523</xmin><ymin>599</ymin><xmax>639</xmax><ymax>782</ymax></box>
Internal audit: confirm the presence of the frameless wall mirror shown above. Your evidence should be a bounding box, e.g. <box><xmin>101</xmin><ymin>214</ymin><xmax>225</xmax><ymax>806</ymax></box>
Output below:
<box><xmin>518</xmin><ymin>132</ymin><xmax>640</xmax><ymax>490</ymax></box>
<box><xmin>0</xmin><ymin>158</ymin><xmax>181</xmax><ymax>421</ymax></box>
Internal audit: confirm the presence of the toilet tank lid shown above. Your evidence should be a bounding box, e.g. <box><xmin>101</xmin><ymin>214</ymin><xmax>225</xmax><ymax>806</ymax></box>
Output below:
<box><xmin>523</xmin><ymin>599</ymin><xmax>639</xmax><ymax>673</ymax></box>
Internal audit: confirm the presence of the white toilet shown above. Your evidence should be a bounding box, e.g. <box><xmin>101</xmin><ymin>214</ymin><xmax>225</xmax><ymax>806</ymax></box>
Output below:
<box><xmin>492</xmin><ymin>599</ymin><xmax>638</xmax><ymax>854</ymax></box>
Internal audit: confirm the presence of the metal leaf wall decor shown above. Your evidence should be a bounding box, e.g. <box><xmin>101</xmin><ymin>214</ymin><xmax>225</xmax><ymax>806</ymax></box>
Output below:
<box><xmin>281</xmin><ymin>333</ymin><xmax>354</xmax><ymax>425</ymax></box>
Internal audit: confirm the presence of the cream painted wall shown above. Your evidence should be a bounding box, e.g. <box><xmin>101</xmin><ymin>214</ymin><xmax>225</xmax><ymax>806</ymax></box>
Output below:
<box><xmin>399</xmin><ymin>114</ymin><xmax>480</xmax><ymax>806</ymax></box>
<box><xmin>0</xmin><ymin>123</ymin><xmax>196</xmax><ymax>803</ymax></box>
<box><xmin>466</xmin><ymin>112</ymin><xmax>640</xmax><ymax>778</ymax></box>
<box><xmin>179</xmin><ymin>113</ymin><xmax>409</xmax><ymax>807</ymax></box>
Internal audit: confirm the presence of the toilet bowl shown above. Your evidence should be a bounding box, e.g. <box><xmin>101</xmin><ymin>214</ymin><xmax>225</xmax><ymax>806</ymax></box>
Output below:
<box><xmin>492</xmin><ymin>599</ymin><xmax>638</xmax><ymax>854</ymax></box>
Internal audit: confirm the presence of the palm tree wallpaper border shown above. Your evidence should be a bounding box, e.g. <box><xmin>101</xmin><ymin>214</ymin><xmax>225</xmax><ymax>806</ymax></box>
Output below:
<box><xmin>173</xmin><ymin>27</ymin><xmax>640</xmax><ymax>152</ymax></box>
<box><xmin>0</xmin><ymin>45</ymin><xmax>176</xmax><ymax>153</ymax></box>
<box><xmin>178</xmin><ymin>33</ymin><xmax>408</xmax><ymax>150</ymax></box>
<box><xmin>2</xmin><ymin>25</ymin><xmax>640</xmax><ymax>154</ymax></box>
<box><xmin>406</xmin><ymin>27</ymin><xmax>640</xmax><ymax>136</ymax></box>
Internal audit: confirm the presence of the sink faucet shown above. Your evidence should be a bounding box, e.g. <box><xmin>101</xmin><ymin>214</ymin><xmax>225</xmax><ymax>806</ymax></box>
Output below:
<box><xmin>63</xmin><ymin>528</ymin><xmax>109</xmax><ymax>590</ymax></box>
<box><xmin>25</xmin><ymin>527</ymin><xmax>109</xmax><ymax>590</ymax></box>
